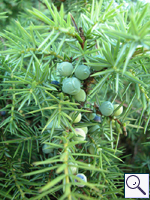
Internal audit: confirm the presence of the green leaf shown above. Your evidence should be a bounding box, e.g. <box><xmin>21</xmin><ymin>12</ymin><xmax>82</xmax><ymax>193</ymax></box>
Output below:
<box><xmin>103</xmin><ymin>28</ymin><xmax>136</xmax><ymax>40</ymax></box>
<box><xmin>29</xmin><ymin>185</ymin><xmax>62</xmax><ymax>200</ymax></box>
<box><xmin>122</xmin><ymin>43</ymin><xmax>138</xmax><ymax>74</ymax></box>
<box><xmin>37</xmin><ymin>29</ymin><xmax>54</xmax><ymax>50</ymax></box>
<box><xmin>56</xmin><ymin>163</ymin><xmax>67</xmax><ymax>174</ymax></box>
<box><xmin>89</xmin><ymin>72</ymin><xmax>112</xmax><ymax>98</ymax></box>
<box><xmin>144</xmin><ymin>115</ymin><xmax>150</xmax><ymax>134</ymax></box>
<box><xmin>122</xmin><ymin>93</ymin><xmax>136</xmax><ymax>122</ymax></box>
<box><xmin>44</xmin><ymin>0</ymin><xmax>55</xmax><ymax>19</ymax></box>
<box><xmin>91</xmin><ymin>69</ymin><xmax>114</xmax><ymax>77</ymax></box>
<box><xmin>42</xmin><ymin>32</ymin><xmax>60</xmax><ymax>52</ymax></box>
<box><xmin>39</xmin><ymin>174</ymin><xmax>66</xmax><ymax>192</ymax></box>
<box><xmin>33</xmin><ymin>157</ymin><xmax>61</xmax><ymax>166</ymax></box>
<box><xmin>23</xmin><ymin>165</ymin><xmax>58</xmax><ymax>176</ymax></box>
<box><xmin>122</xmin><ymin>71</ymin><xmax>147</xmax><ymax>87</ymax></box>
<box><xmin>0</xmin><ymin>191</ymin><xmax>12</xmax><ymax>199</ymax></box>
<box><xmin>27</xmin><ymin>8</ymin><xmax>55</xmax><ymax>26</ymax></box>
<box><xmin>136</xmin><ymin>4</ymin><xmax>148</xmax><ymax>26</ymax></box>
<box><xmin>82</xmin><ymin>14</ymin><xmax>94</xmax><ymax>25</ymax></box>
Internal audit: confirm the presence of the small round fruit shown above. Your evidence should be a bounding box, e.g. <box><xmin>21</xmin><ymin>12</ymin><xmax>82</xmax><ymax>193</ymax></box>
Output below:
<box><xmin>69</xmin><ymin>112</ymin><xmax>82</xmax><ymax>123</ymax></box>
<box><xmin>113</xmin><ymin>104</ymin><xmax>123</xmax><ymax>116</ymax></box>
<box><xmin>75</xmin><ymin>65</ymin><xmax>90</xmax><ymax>80</ymax></box>
<box><xmin>47</xmin><ymin>120</ymin><xmax>61</xmax><ymax>129</ymax></box>
<box><xmin>100</xmin><ymin>101</ymin><xmax>114</xmax><ymax>116</ymax></box>
<box><xmin>88</xmin><ymin>125</ymin><xmax>99</xmax><ymax>133</ymax></box>
<box><xmin>42</xmin><ymin>144</ymin><xmax>53</xmax><ymax>154</ymax></box>
<box><xmin>80</xmin><ymin>126</ymin><xmax>88</xmax><ymax>134</ymax></box>
<box><xmin>57</xmin><ymin>62</ymin><xmax>73</xmax><ymax>77</ymax></box>
<box><xmin>75</xmin><ymin>173</ymin><xmax>87</xmax><ymax>187</ymax></box>
<box><xmin>89</xmin><ymin>145</ymin><xmax>95</xmax><ymax>154</ymax></box>
<box><xmin>68</xmin><ymin>162</ymin><xmax>78</xmax><ymax>174</ymax></box>
<box><xmin>73</xmin><ymin>89</ymin><xmax>86</xmax><ymax>102</ymax></box>
<box><xmin>93</xmin><ymin>115</ymin><xmax>101</xmax><ymax>122</ymax></box>
<box><xmin>62</xmin><ymin>77</ymin><xmax>81</xmax><ymax>95</ymax></box>
<box><xmin>1</xmin><ymin>111</ymin><xmax>6</xmax><ymax>116</ymax></box>
<box><xmin>86</xmin><ymin>113</ymin><xmax>96</xmax><ymax>120</ymax></box>
<box><xmin>73</xmin><ymin>128</ymin><xmax>86</xmax><ymax>141</ymax></box>
<box><xmin>51</xmin><ymin>80</ymin><xmax>60</xmax><ymax>85</ymax></box>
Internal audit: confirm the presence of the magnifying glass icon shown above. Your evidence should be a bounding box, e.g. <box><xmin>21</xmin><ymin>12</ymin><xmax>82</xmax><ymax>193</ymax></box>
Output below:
<box><xmin>126</xmin><ymin>175</ymin><xmax>146</xmax><ymax>195</ymax></box>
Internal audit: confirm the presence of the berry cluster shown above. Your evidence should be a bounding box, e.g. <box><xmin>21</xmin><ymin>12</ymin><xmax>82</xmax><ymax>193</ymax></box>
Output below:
<box><xmin>100</xmin><ymin>101</ymin><xmax>123</xmax><ymax>117</ymax></box>
<box><xmin>42</xmin><ymin>111</ymin><xmax>102</xmax><ymax>187</ymax></box>
<box><xmin>57</xmin><ymin>62</ymin><xmax>90</xmax><ymax>102</ymax></box>
<box><xmin>47</xmin><ymin>63</ymin><xmax>124</xmax><ymax>188</ymax></box>
<box><xmin>43</xmin><ymin>103</ymin><xmax>123</xmax><ymax>144</ymax></box>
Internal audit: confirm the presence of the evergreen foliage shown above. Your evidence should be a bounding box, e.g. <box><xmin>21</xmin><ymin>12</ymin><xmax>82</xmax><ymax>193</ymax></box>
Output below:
<box><xmin>0</xmin><ymin>0</ymin><xmax>150</xmax><ymax>199</ymax></box>
<box><xmin>0</xmin><ymin>0</ymin><xmax>33</xmax><ymax>31</ymax></box>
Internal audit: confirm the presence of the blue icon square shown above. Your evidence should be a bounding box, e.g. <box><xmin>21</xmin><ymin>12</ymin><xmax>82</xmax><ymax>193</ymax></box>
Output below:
<box><xmin>124</xmin><ymin>173</ymin><xmax>149</xmax><ymax>198</ymax></box>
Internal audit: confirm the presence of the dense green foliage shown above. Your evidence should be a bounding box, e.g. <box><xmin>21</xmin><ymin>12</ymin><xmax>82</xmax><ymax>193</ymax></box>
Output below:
<box><xmin>0</xmin><ymin>0</ymin><xmax>33</xmax><ymax>31</ymax></box>
<box><xmin>0</xmin><ymin>0</ymin><xmax>150</xmax><ymax>199</ymax></box>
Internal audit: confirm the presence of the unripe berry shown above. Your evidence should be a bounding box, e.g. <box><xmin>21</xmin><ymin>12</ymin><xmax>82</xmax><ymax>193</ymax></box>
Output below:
<box><xmin>68</xmin><ymin>162</ymin><xmax>78</xmax><ymax>174</ymax></box>
<box><xmin>88</xmin><ymin>125</ymin><xmax>99</xmax><ymax>133</ymax></box>
<box><xmin>112</xmin><ymin>119</ymin><xmax>116</xmax><ymax>128</ymax></box>
<box><xmin>80</xmin><ymin>126</ymin><xmax>88</xmax><ymax>134</ymax></box>
<box><xmin>47</xmin><ymin>120</ymin><xmax>61</xmax><ymax>129</ymax></box>
<box><xmin>113</xmin><ymin>104</ymin><xmax>123</xmax><ymax>116</ymax></box>
<box><xmin>100</xmin><ymin>101</ymin><xmax>114</xmax><ymax>116</ymax></box>
<box><xmin>69</xmin><ymin>112</ymin><xmax>82</xmax><ymax>123</ymax></box>
<box><xmin>89</xmin><ymin>145</ymin><xmax>95</xmax><ymax>154</ymax></box>
<box><xmin>42</xmin><ymin>144</ymin><xmax>53</xmax><ymax>154</ymax></box>
<box><xmin>57</xmin><ymin>62</ymin><xmax>73</xmax><ymax>77</ymax></box>
<box><xmin>73</xmin><ymin>89</ymin><xmax>86</xmax><ymax>102</ymax></box>
<box><xmin>86</xmin><ymin>113</ymin><xmax>96</xmax><ymax>120</ymax></box>
<box><xmin>75</xmin><ymin>173</ymin><xmax>87</xmax><ymax>187</ymax></box>
<box><xmin>75</xmin><ymin>65</ymin><xmax>90</xmax><ymax>80</ymax></box>
<box><xmin>62</xmin><ymin>77</ymin><xmax>81</xmax><ymax>95</ymax></box>
<box><xmin>73</xmin><ymin>128</ymin><xmax>86</xmax><ymax>141</ymax></box>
